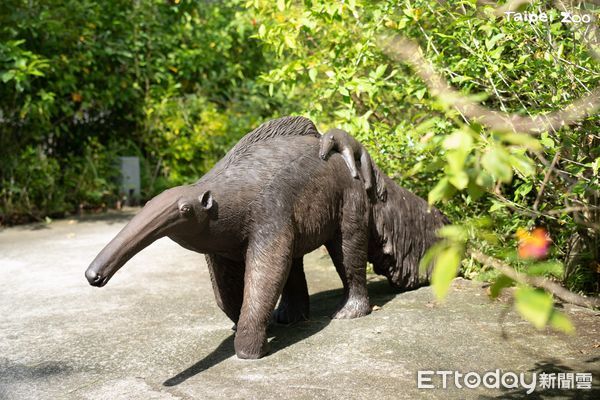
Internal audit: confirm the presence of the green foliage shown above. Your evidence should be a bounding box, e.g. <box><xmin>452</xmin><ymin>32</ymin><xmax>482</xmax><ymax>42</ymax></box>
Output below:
<box><xmin>489</xmin><ymin>275</ymin><xmax>514</xmax><ymax>299</ymax></box>
<box><xmin>430</xmin><ymin>245</ymin><xmax>462</xmax><ymax>300</ymax></box>
<box><xmin>0</xmin><ymin>146</ymin><xmax>65</xmax><ymax>219</ymax></box>
<box><xmin>144</xmin><ymin>94</ymin><xmax>236</xmax><ymax>186</ymax></box>
<box><xmin>0</xmin><ymin>0</ymin><xmax>274</xmax><ymax>218</ymax></box>
<box><xmin>514</xmin><ymin>287</ymin><xmax>573</xmax><ymax>334</ymax></box>
<box><xmin>62</xmin><ymin>138</ymin><xmax>122</xmax><ymax>208</ymax></box>
<box><xmin>514</xmin><ymin>286</ymin><xmax>554</xmax><ymax>329</ymax></box>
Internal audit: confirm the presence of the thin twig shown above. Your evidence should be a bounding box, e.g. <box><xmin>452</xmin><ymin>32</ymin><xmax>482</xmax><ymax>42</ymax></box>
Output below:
<box><xmin>470</xmin><ymin>249</ymin><xmax>600</xmax><ymax>309</ymax></box>
<box><xmin>493</xmin><ymin>193</ymin><xmax>558</xmax><ymax>220</ymax></box>
<box><xmin>533</xmin><ymin>150</ymin><xmax>560</xmax><ymax>211</ymax></box>
<box><xmin>380</xmin><ymin>36</ymin><xmax>600</xmax><ymax>134</ymax></box>
<box><xmin>546</xmin><ymin>206</ymin><xmax>600</xmax><ymax>215</ymax></box>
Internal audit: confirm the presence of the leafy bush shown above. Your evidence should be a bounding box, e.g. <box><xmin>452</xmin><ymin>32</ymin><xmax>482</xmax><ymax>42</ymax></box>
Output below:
<box><xmin>0</xmin><ymin>146</ymin><xmax>65</xmax><ymax>222</ymax></box>
<box><xmin>0</xmin><ymin>0</ymin><xmax>274</xmax><ymax>218</ymax></box>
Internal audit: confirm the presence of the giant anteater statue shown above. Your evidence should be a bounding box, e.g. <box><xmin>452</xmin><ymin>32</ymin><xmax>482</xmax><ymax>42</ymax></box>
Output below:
<box><xmin>85</xmin><ymin>116</ymin><xmax>448</xmax><ymax>359</ymax></box>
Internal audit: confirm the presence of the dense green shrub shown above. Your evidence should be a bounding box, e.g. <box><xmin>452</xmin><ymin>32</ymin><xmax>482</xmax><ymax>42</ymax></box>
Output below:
<box><xmin>0</xmin><ymin>0</ymin><xmax>275</xmax><ymax>220</ymax></box>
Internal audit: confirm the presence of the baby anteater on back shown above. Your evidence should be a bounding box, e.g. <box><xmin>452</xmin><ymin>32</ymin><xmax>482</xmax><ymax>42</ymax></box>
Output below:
<box><xmin>319</xmin><ymin>128</ymin><xmax>387</xmax><ymax>201</ymax></box>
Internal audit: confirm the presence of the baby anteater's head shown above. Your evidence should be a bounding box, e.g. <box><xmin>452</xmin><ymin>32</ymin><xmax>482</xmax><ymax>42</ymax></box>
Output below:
<box><xmin>319</xmin><ymin>131</ymin><xmax>337</xmax><ymax>160</ymax></box>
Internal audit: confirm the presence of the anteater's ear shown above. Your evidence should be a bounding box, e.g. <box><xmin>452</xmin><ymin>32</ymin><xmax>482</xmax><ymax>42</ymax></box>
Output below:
<box><xmin>199</xmin><ymin>191</ymin><xmax>213</xmax><ymax>211</ymax></box>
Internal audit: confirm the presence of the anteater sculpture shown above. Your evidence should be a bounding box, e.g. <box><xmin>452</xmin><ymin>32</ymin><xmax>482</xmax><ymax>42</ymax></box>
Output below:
<box><xmin>319</xmin><ymin>128</ymin><xmax>387</xmax><ymax>201</ymax></box>
<box><xmin>85</xmin><ymin>116</ymin><xmax>447</xmax><ymax>359</ymax></box>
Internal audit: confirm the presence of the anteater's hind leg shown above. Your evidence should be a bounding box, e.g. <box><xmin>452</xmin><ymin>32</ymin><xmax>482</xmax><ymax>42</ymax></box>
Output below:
<box><xmin>273</xmin><ymin>257</ymin><xmax>309</xmax><ymax>324</ymax></box>
<box><xmin>325</xmin><ymin>200</ymin><xmax>371</xmax><ymax>319</ymax></box>
<box><xmin>205</xmin><ymin>253</ymin><xmax>245</xmax><ymax>326</ymax></box>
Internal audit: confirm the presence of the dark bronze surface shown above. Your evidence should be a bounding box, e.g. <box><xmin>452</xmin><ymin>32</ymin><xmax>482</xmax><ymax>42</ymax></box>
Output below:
<box><xmin>85</xmin><ymin>116</ymin><xmax>447</xmax><ymax>359</ymax></box>
<box><xmin>319</xmin><ymin>127</ymin><xmax>387</xmax><ymax>201</ymax></box>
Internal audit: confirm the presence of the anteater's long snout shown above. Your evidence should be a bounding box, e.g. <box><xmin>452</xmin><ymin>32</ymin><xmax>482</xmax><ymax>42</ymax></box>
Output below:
<box><xmin>318</xmin><ymin>145</ymin><xmax>329</xmax><ymax>160</ymax></box>
<box><xmin>85</xmin><ymin>247</ymin><xmax>122</xmax><ymax>288</ymax></box>
<box><xmin>84</xmin><ymin>221</ymin><xmax>158</xmax><ymax>288</ymax></box>
<box><xmin>84</xmin><ymin>187</ymin><xmax>184</xmax><ymax>288</ymax></box>
<box><xmin>85</xmin><ymin>264</ymin><xmax>109</xmax><ymax>287</ymax></box>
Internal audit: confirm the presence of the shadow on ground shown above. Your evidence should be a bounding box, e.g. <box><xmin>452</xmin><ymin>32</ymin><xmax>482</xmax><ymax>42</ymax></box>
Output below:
<box><xmin>0</xmin><ymin>358</ymin><xmax>74</xmax><ymax>381</ymax></box>
<box><xmin>163</xmin><ymin>279</ymin><xmax>398</xmax><ymax>386</ymax></box>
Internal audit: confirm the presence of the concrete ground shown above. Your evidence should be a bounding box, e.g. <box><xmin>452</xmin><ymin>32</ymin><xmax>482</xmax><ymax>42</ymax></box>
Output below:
<box><xmin>0</xmin><ymin>211</ymin><xmax>598</xmax><ymax>400</ymax></box>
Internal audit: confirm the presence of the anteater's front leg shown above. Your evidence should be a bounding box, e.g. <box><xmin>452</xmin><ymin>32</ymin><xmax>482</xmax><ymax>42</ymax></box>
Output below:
<box><xmin>205</xmin><ymin>253</ymin><xmax>245</xmax><ymax>325</ymax></box>
<box><xmin>234</xmin><ymin>229</ymin><xmax>293</xmax><ymax>359</ymax></box>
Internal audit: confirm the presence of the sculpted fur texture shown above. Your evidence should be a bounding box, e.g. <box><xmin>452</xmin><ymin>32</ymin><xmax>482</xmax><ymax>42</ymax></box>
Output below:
<box><xmin>319</xmin><ymin>128</ymin><xmax>387</xmax><ymax>202</ymax></box>
<box><xmin>368</xmin><ymin>172</ymin><xmax>449</xmax><ymax>290</ymax></box>
<box><xmin>85</xmin><ymin>116</ymin><xmax>448</xmax><ymax>359</ymax></box>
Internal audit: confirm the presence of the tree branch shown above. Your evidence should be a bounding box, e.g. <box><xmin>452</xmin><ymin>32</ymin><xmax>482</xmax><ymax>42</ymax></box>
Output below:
<box><xmin>469</xmin><ymin>249</ymin><xmax>600</xmax><ymax>309</ymax></box>
<box><xmin>533</xmin><ymin>150</ymin><xmax>559</xmax><ymax>211</ymax></box>
<box><xmin>380</xmin><ymin>36</ymin><xmax>600</xmax><ymax>134</ymax></box>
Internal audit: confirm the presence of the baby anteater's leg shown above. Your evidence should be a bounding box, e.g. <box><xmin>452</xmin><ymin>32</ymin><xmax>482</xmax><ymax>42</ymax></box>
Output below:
<box><xmin>359</xmin><ymin>150</ymin><xmax>374</xmax><ymax>191</ymax></box>
<box><xmin>341</xmin><ymin>148</ymin><xmax>360</xmax><ymax>179</ymax></box>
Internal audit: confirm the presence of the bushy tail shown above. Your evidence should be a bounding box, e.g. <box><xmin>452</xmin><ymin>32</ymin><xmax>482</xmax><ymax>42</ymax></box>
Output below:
<box><xmin>368</xmin><ymin>173</ymin><xmax>449</xmax><ymax>290</ymax></box>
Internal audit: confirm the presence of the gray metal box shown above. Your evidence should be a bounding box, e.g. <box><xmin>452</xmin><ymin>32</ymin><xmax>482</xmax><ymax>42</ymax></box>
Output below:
<box><xmin>118</xmin><ymin>156</ymin><xmax>140</xmax><ymax>206</ymax></box>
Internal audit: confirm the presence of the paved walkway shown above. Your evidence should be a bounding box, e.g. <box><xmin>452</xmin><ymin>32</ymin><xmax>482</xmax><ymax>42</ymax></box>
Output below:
<box><xmin>0</xmin><ymin>211</ymin><xmax>598</xmax><ymax>399</ymax></box>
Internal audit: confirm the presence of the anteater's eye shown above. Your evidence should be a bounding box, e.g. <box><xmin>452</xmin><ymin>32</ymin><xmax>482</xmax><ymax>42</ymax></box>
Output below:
<box><xmin>179</xmin><ymin>204</ymin><xmax>193</xmax><ymax>217</ymax></box>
